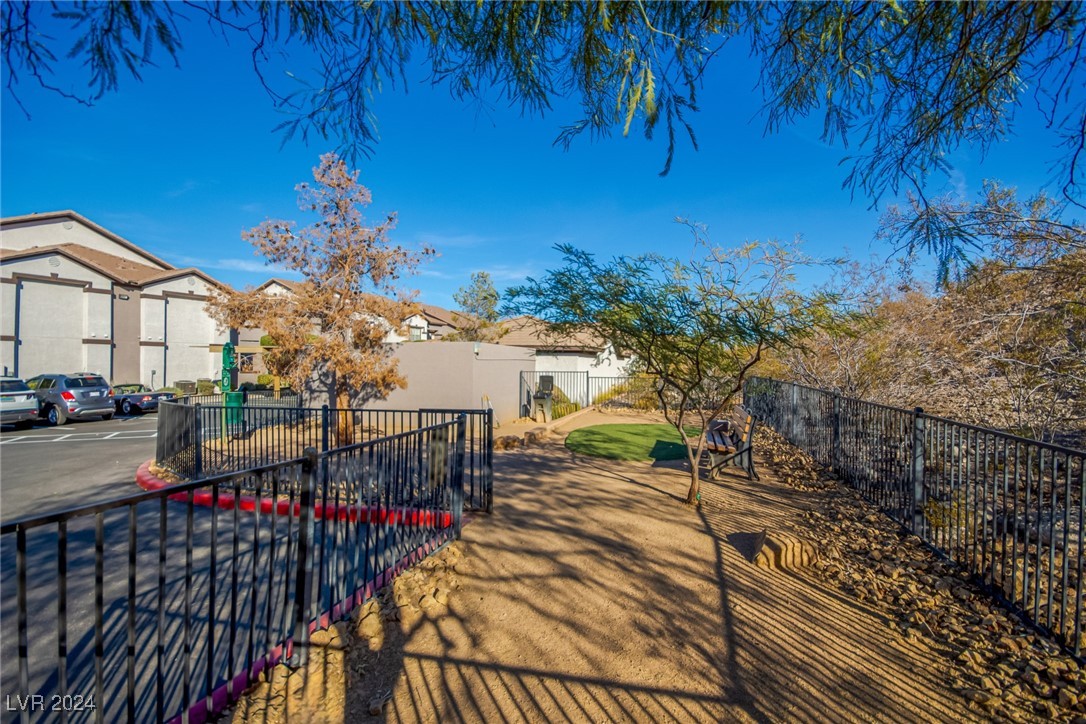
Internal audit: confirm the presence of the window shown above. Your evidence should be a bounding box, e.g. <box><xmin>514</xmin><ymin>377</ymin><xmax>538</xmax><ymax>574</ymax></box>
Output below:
<box><xmin>66</xmin><ymin>376</ymin><xmax>108</xmax><ymax>388</ymax></box>
<box><xmin>0</xmin><ymin>379</ymin><xmax>29</xmax><ymax>393</ymax></box>
<box><xmin>239</xmin><ymin>353</ymin><xmax>255</xmax><ymax>373</ymax></box>
<box><xmin>409</xmin><ymin>326</ymin><xmax>425</xmax><ymax>342</ymax></box>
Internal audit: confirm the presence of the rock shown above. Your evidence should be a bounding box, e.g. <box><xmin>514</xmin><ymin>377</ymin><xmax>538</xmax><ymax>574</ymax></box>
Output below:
<box><xmin>357</xmin><ymin>612</ymin><xmax>383</xmax><ymax>639</ymax></box>
<box><xmin>419</xmin><ymin>594</ymin><xmax>440</xmax><ymax>612</ymax></box>
<box><xmin>963</xmin><ymin>689</ymin><xmax>994</xmax><ymax>704</ymax></box>
<box><xmin>753</xmin><ymin>532</ymin><xmax>819</xmax><ymax>570</ymax></box>
<box><xmin>523</xmin><ymin>429</ymin><xmax>547</xmax><ymax>446</ymax></box>
<box><xmin>494</xmin><ymin>435</ymin><xmax>522</xmax><ymax>451</ymax></box>
<box><xmin>368</xmin><ymin>698</ymin><xmax>387</xmax><ymax>716</ymax></box>
<box><xmin>434</xmin><ymin>587</ymin><xmax>450</xmax><ymax>606</ymax></box>
<box><xmin>1059</xmin><ymin>688</ymin><xmax>1078</xmax><ymax>709</ymax></box>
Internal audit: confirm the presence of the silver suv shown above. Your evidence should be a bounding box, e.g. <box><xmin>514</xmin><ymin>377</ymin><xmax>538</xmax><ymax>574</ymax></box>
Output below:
<box><xmin>26</xmin><ymin>373</ymin><xmax>115</xmax><ymax>425</ymax></box>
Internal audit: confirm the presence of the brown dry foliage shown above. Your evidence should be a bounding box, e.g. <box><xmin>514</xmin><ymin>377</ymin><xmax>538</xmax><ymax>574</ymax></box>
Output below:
<box><xmin>208</xmin><ymin>153</ymin><xmax>433</xmax><ymax>405</ymax></box>
<box><xmin>778</xmin><ymin>186</ymin><xmax>1086</xmax><ymax>442</ymax></box>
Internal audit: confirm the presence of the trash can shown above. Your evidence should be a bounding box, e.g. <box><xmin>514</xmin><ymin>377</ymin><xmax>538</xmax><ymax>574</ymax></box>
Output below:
<box><xmin>224</xmin><ymin>391</ymin><xmax>245</xmax><ymax>426</ymax></box>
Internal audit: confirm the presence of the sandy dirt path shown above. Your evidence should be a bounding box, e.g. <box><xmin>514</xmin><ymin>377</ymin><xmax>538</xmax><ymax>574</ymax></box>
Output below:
<box><xmin>352</xmin><ymin>411</ymin><xmax>980</xmax><ymax>723</ymax></box>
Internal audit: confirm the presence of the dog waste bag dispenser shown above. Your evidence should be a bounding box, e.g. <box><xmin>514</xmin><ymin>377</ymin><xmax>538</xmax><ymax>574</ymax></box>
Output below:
<box><xmin>533</xmin><ymin>375</ymin><xmax>554</xmax><ymax>422</ymax></box>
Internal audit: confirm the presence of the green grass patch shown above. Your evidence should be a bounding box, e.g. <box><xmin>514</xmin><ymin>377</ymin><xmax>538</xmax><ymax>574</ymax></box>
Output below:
<box><xmin>564</xmin><ymin>423</ymin><xmax>700</xmax><ymax>462</ymax></box>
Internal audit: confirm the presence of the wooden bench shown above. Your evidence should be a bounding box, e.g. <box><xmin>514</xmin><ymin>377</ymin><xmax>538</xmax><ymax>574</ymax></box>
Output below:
<box><xmin>701</xmin><ymin>409</ymin><xmax>760</xmax><ymax>481</ymax></box>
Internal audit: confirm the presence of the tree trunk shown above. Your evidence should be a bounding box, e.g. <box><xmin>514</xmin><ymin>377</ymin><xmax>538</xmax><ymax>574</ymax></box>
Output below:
<box><xmin>685</xmin><ymin>466</ymin><xmax>700</xmax><ymax>505</ymax></box>
<box><xmin>335</xmin><ymin>390</ymin><xmax>355</xmax><ymax>447</ymax></box>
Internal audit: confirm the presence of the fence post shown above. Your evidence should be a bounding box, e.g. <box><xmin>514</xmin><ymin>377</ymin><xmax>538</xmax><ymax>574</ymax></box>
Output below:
<box><xmin>911</xmin><ymin>408</ymin><xmax>926</xmax><ymax>536</ymax></box>
<box><xmin>193</xmin><ymin>404</ymin><xmax>203</xmax><ymax>480</ymax></box>
<box><xmin>584</xmin><ymin>371</ymin><xmax>590</xmax><ymax>408</ymax></box>
<box><xmin>832</xmin><ymin>393</ymin><xmax>841</xmax><ymax>474</ymax></box>
<box><xmin>321</xmin><ymin>405</ymin><xmax>329</xmax><ymax>453</ymax></box>
<box><xmin>290</xmin><ymin>447</ymin><xmax>318</xmax><ymax>667</ymax></box>
<box><xmin>485</xmin><ymin>408</ymin><xmax>494</xmax><ymax>514</ymax></box>
<box><xmin>452</xmin><ymin>415</ymin><xmax>467</xmax><ymax>539</ymax></box>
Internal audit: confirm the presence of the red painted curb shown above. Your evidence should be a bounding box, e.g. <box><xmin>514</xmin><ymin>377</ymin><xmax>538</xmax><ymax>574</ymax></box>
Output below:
<box><xmin>136</xmin><ymin>461</ymin><xmax>453</xmax><ymax>528</ymax></box>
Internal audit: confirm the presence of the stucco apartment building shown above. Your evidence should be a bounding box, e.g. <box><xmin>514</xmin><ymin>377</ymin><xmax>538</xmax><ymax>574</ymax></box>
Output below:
<box><xmin>229</xmin><ymin>279</ymin><xmax>470</xmax><ymax>385</ymax></box>
<box><xmin>500</xmin><ymin>315</ymin><xmax>631</xmax><ymax>375</ymax></box>
<box><xmin>1</xmin><ymin>210</ymin><xmax>230</xmax><ymax>386</ymax></box>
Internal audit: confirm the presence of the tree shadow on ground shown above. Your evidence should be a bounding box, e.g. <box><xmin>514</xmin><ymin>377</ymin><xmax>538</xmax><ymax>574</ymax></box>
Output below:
<box><xmin>239</xmin><ymin>432</ymin><xmax>981</xmax><ymax>723</ymax></box>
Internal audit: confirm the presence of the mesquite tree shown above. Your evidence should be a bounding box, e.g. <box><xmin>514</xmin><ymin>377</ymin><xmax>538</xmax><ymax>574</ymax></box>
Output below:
<box><xmin>208</xmin><ymin>153</ymin><xmax>432</xmax><ymax>440</ymax></box>
<box><xmin>506</xmin><ymin>223</ymin><xmax>844</xmax><ymax>504</ymax></box>
<box><xmin>6</xmin><ymin>2</ymin><xmax>1081</xmax><ymax>206</ymax></box>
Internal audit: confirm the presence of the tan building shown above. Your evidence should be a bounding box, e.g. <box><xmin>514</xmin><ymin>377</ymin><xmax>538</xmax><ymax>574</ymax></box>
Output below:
<box><xmin>499</xmin><ymin>315</ymin><xmax>632</xmax><ymax>375</ymax></box>
<box><xmin>1</xmin><ymin>210</ymin><xmax>231</xmax><ymax>387</ymax></box>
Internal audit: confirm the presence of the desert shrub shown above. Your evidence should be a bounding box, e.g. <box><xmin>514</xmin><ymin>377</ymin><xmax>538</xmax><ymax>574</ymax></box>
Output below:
<box><xmin>593</xmin><ymin>377</ymin><xmax>659</xmax><ymax>410</ymax></box>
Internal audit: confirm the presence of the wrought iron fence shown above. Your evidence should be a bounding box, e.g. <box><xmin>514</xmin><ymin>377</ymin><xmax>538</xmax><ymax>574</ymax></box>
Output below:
<box><xmin>178</xmin><ymin>390</ymin><xmax>302</xmax><ymax>408</ymax></box>
<box><xmin>157</xmin><ymin>402</ymin><xmax>493</xmax><ymax>513</ymax></box>
<box><xmin>518</xmin><ymin>372</ymin><xmax>658</xmax><ymax>421</ymax></box>
<box><xmin>1</xmin><ymin>417</ymin><xmax>466</xmax><ymax>724</ymax></box>
<box><xmin>744</xmin><ymin>376</ymin><xmax>1086</xmax><ymax>656</ymax></box>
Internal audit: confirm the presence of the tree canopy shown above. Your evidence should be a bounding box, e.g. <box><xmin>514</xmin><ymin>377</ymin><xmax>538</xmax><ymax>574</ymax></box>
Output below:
<box><xmin>782</xmin><ymin>187</ymin><xmax>1086</xmax><ymax>442</ymax></box>
<box><xmin>207</xmin><ymin>153</ymin><xmax>432</xmax><ymax>412</ymax></box>
<box><xmin>506</xmin><ymin>225</ymin><xmax>845</xmax><ymax>504</ymax></box>
<box><xmin>447</xmin><ymin>271</ymin><xmax>504</xmax><ymax>342</ymax></box>
<box><xmin>5</xmin><ymin>1</ymin><xmax>1082</xmax><ymax>210</ymax></box>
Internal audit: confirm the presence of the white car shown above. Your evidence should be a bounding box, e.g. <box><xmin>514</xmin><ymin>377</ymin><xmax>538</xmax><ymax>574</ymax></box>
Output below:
<box><xmin>0</xmin><ymin>376</ymin><xmax>39</xmax><ymax>429</ymax></box>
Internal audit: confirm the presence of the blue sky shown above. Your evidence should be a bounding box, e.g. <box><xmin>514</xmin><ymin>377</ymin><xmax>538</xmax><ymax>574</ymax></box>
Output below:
<box><xmin>1</xmin><ymin>9</ymin><xmax>1076</xmax><ymax>310</ymax></box>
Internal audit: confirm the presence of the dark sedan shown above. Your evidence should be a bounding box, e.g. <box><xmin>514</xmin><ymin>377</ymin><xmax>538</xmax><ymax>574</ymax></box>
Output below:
<box><xmin>113</xmin><ymin>384</ymin><xmax>175</xmax><ymax>415</ymax></box>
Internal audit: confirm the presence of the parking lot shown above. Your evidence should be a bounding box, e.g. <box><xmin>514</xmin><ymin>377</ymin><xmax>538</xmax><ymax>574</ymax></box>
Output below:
<box><xmin>0</xmin><ymin>414</ymin><xmax>159</xmax><ymax>520</ymax></box>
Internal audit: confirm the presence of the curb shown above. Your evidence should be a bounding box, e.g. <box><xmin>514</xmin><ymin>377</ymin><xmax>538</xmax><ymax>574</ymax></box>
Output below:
<box><xmin>136</xmin><ymin>460</ymin><xmax>453</xmax><ymax>528</ymax></box>
<box><xmin>540</xmin><ymin>404</ymin><xmax>598</xmax><ymax>434</ymax></box>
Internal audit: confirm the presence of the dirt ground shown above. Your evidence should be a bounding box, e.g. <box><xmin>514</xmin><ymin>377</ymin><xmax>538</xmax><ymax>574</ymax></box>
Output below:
<box><xmin>344</xmin><ymin>409</ymin><xmax>982</xmax><ymax>723</ymax></box>
<box><xmin>233</xmin><ymin>408</ymin><xmax>1083</xmax><ymax>723</ymax></box>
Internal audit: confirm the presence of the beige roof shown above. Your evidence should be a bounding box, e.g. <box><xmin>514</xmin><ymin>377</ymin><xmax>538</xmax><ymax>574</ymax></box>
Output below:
<box><xmin>0</xmin><ymin>210</ymin><xmax>176</xmax><ymax>270</ymax></box>
<box><xmin>256</xmin><ymin>279</ymin><xmax>473</xmax><ymax>331</ymax></box>
<box><xmin>0</xmin><ymin>243</ymin><xmax>227</xmax><ymax>289</ymax></box>
<box><xmin>499</xmin><ymin>315</ymin><xmax>605</xmax><ymax>353</ymax></box>
<box><xmin>417</xmin><ymin>302</ymin><xmax>471</xmax><ymax>329</ymax></box>
<box><xmin>255</xmin><ymin>278</ymin><xmax>306</xmax><ymax>294</ymax></box>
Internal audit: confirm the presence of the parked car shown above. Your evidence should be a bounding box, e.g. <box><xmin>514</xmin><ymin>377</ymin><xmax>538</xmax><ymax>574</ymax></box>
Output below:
<box><xmin>25</xmin><ymin>373</ymin><xmax>115</xmax><ymax>425</ymax></box>
<box><xmin>0</xmin><ymin>376</ymin><xmax>39</xmax><ymax>428</ymax></box>
<box><xmin>113</xmin><ymin>384</ymin><xmax>175</xmax><ymax>415</ymax></box>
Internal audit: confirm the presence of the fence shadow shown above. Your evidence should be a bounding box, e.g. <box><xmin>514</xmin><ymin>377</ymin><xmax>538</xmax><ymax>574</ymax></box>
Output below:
<box><xmin>331</xmin><ymin>442</ymin><xmax>980</xmax><ymax>723</ymax></box>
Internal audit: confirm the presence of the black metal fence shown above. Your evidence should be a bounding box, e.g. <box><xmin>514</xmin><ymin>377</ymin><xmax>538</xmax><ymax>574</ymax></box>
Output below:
<box><xmin>157</xmin><ymin>402</ymin><xmax>493</xmax><ymax>513</ymax></box>
<box><xmin>744</xmin><ymin>376</ymin><xmax>1086</xmax><ymax>656</ymax></box>
<box><xmin>177</xmin><ymin>390</ymin><xmax>302</xmax><ymax>408</ymax></box>
<box><xmin>1</xmin><ymin>417</ymin><xmax>466</xmax><ymax>724</ymax></box>
<box><xmin>518</xmin><ymin>372</ymin><xmax>658</xmax><ymax>421</ymax></box>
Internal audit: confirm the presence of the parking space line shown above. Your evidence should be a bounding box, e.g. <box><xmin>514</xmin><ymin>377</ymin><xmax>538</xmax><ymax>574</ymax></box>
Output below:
<box><xmin>1</xmin><ymin>431</ymin><xmax>158</xmax><ymax>444</ymax></box>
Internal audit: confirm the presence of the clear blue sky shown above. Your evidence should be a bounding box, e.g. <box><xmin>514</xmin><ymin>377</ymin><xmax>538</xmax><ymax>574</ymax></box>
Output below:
<box><xmin>1</xmin><ymin>10</ymin><xmax>1074</xmax><ymax>309</ymax></box>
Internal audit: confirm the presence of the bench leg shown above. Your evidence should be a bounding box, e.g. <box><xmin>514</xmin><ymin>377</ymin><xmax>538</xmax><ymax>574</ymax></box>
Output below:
<box><xmin>743</xmin><ymin>449</ymin><xmax>760</xmax><ymax>481</ymax></box>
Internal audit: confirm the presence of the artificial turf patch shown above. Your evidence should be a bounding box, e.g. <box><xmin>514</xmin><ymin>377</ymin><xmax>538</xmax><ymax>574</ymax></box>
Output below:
<box><xmin>564</xmin><ymin>423</ymin><xmax>699</xmax><ymax>461</ymax></box>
